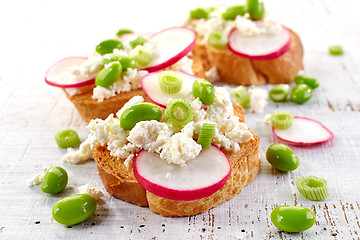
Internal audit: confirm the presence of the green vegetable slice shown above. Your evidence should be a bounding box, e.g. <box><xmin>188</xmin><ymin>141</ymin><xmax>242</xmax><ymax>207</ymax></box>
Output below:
<box><xmin>197</xmin><ymin>122</ymin><xmax>216</xmax><ymax>149</ymax></box>
<box><xmin>116</xmin><ymin>29</ymin><xmax>133</xmax><ymax>37</ymax></box>
<box><xmin>165</xmin><ymin>99</ymin><xmax>194</xmax><ymax>127</ymax></box>
<box><xmin>295</xmin><ymin>176</ymin><xmax>329</xmax><ymax>201</ymax></box>
<box><xmin>294</xmin><ymin>76</ymin><xmax>319</xmax><ymax>89</ymax></box>
<box><xmin>158</xmin><ymin>71</ymin><xmax>183</xmax><ymax>94</ymax></box>
<box><xmin>130</xmin><ymin>45</ymin><xmax>153</xmax><ymax>67</ymax></box>
<box><xmin>208</xmin><ymin>32</ymin><xmax>228</xmax><ymax>50</ymax></box>
<box><xmin>271</xmin><ymin>111</ymin><xmax>294</xmax><ymax>130</ymax></box>
<box><xmin>129</xmin><ymin>36</ymin><xmax>148</xmax><ymax>49</ymax></box>
<box><xmin>232</xmin><ymin>86</ymin><xmax>250</xmax><ymax>108</ymax></box>
<box><xmin>190</xmin><ymin>8</ymin><xmax>209</xmax><ymax>19</ymax></box>
<box><xmin>328</xmin><ymin>45</ymin><xmax>344</xmax><ymax>56</ymax></box>
<box><xmin>55</xmin><ymin>129</ymin><xmax>81</xmax><ymax>148</ymax></box>
<box><xmin>269</xmin><ymin>84</ymin><xmax>290</xmax><ymax>102</ymax></box>
<box><xmin>222</xmin><ymin>5</ymin><xmax>247</xmax><ymax>20</ymax></box>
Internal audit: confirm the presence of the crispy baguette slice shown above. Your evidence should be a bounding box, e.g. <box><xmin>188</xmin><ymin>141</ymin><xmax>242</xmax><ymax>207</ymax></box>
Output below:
<box><xmin>64</xmin><ymin>62</ymin><xmax>205</xmax><ymax>122</ymax></box>
<box><xmin>93</xmin><ymin>104</ymin><xmax>260</xmax><ymax>216</ymax></box>
<box><xmin>192</xmin><ymin>30</ymin><xmax>303</xmax><ymax>85</ymax></box>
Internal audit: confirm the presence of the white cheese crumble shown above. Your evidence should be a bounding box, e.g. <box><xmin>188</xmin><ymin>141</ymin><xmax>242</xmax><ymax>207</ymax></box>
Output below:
<box><xmin>27</xmin><ymin>173</ymin><xmax>44</xmax><ymax>186</ymax></box>
<box><xmin>190</xmin><ymin>8</ymin><xmax>281</xmax><ymax>43</ymax></box>
<box><xmin>248</xmin><ymin>88</ymin><xmax>268</xmax><ymax>113</ymax></box>
<box><xmin>92</xmin><ymin>69</ymin><xmax>148</xmax><ymax>102</ymax></box>
<box><xmin>64</xmin><ymin>88</ymin><xmax>81</xmax><ymax>96</ymax></box>
<box><xmin>78</xmin><ymin>184</ymin><xmax>104</xmax><ymax>201</ymax></box>
<box><xmin>167</xmin><ymin>56</ymin><xmax>194</xmax><ymax>75</ymax></box>
<box><xmin>63</xmin><ymin>88</ymin><xmax>253</xmax><ymax>167</ymax></box>
<box><xmin>264</xmin><ymin>114</ymin><xmax>272</xmax><ymax>125</ymax></box>
<box><xmin>205</xmin><ymin>67</ymin><xmax>220</xmax><ymax>83</ymax></box>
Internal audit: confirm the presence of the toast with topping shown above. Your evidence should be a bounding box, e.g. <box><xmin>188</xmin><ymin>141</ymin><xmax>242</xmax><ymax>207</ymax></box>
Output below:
<box><xmin>93</xmin><ymin>104</ymin><xmax>260</xmax><ymax>217</ymax></box>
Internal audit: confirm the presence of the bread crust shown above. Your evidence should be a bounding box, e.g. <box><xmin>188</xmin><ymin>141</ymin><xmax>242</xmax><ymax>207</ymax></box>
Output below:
<box><xmin>192</xmin><ymin>30</ymin><xmax>303</xmax><ymax>85</ymax></box>
<box><xmin>93</xmin><ymin>103</ymin><xmax>260</xmax><ymax>217</ymax></box>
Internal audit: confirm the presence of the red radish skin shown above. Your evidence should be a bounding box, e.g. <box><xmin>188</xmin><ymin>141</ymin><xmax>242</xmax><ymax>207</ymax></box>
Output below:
<box><xmin>143</xmin><ymin>26</ymin><xmax>196</xmax><ymax>72</ymax></box>
<box><xmin>133</xmin><ymin>145</ymin><xmax>231</xmax><ymax>201</ymax></box>
<box><xmin>228</xmin><ymin>25</ymin><xmax>292</xmax><ymax>60</ymax></box>
<box><xmin>272</xmin><ymin>117</ymin><xmax>334</xmax><ymax>145</ymax></box>
<box><xmin>45</xmin><ymin>57</ymin><xmax>95</xmax><ymax>88</ymax></box>
<box><xmin>141</xmin><ymin>71</ymin><xmax>198</xmax><ymax>108</ymax></box>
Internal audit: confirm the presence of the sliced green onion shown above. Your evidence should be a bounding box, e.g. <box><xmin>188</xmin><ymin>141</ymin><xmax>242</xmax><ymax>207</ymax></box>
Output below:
<box><xmin>208</xmin><ymin>32</ymin><xmax>228</xmax><ymax>50</ymax></box>
<box><xmin>295</xmin><ymin>176</ymin><xmax>329</xmax><ymax>201</ymax></box>
<box><xmin>222</xmin><ymin>5</ymin><xmax>247</xmax><ymax>20</ymax></box>
<box><xmin>294</xmin><ymin>76</ymin><xmax>319</xmax><ymax>89</ymax></box>
<box><xmin>130</xmin><ymin>45</ymin><xmax>153</xmax><ymax>67</ymax></box>
<box><xmin>165</xmin><ymin>99</ymin><xmax>194</xmax><ymax>127</ymax></box>
<box><xmin>328</xmin><ymin>45</ymin><xmax>344</xmax><ymax>56</ymax></box>
<box><xmin>232</xmin><ymin>86</ymin><xmax>250</xmax><ymax>108</ymax></box>
<box><xmin>129</xmin><ymin>36</ymin><xmax>148</xmax><ymax>49</ymax></box>
<box><xmin>190</xmin><ymin>8</ymin><xmax>209</xmax><ymax>19</ymax></box>
<box><xmin>158</xmin><ymin>71</ymin><xmax>183</xmax><ymax>94</ymax></box>
<box><xmin>269</xmin><ymin>84</ymin><xmax>290</xmax><ymax>102</ymax></box>
<box><xmin>271</xmin><ymin>111</ymin><xmax>294</xmax><ymax>130</ymax></box>
<box><xmin>197</xmin><ymin>122</ymin><xmax>216</xmax><ymax>149</ymax></box>
<box><xmin>116</xmin><ymin>29</ymin><xmax>133</xmax><ymax>37</ymax></box>
<box><xmin>55</xmin><ymin>130</ymin><xmax>81</xmax><ymax>149</ymax></box>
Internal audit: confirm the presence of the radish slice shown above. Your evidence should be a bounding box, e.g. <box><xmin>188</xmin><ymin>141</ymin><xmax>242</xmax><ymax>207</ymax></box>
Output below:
<box><xmin>133</xmin><ymin>145</ymin><xmax>231</xmax><ymax>201</ymax></box>
<box><xmin>273</xmin><ymin>117</ymin><xmax>334</xmax><ymax>145</ymax></box>
<box><xmin>143</xmin><ymin>26</ymin><xmax>196</xmax><ymax>72</ymax></box>
<box><xmin>228</xmin><ymin>23</ymin><xmax>291</xmax><ymax>60</ymax></box>
<box><xmin>141</xmin><ymin>71</ymin><xmax>198</xmax><ymax>108</ymax></box>
<box><xmin>45</xmin><ymin>57</ymin><xmax>95</xmax><ymax>88</ymax></box>
<box><xmin>118</xmin><ymin>32</ymin><xmax>152</xmax><ymax>42</ymax></box>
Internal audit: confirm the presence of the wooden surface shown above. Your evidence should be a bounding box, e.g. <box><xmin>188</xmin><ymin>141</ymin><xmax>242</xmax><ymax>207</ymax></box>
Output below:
<box><xmin>1</xmin><ymin>0</ymin><xmax>360</xmax><ymax>239</ymax></box>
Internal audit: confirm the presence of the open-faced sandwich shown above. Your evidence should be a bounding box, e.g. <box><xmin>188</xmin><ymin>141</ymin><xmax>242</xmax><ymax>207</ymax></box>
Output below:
<box><xmin>45</xmin><ymin>27</ymin><xmax>205</xmax><ymax>122</ymax></box>
<box><xmin>62</xmin><ymin>71</ymin><xmax>260</xmax><ymax>217</ymax></box>
<box><xmin>185</xmin><ymin>0</ymin><xmax>303</xmax><ymax>85</ymax></box>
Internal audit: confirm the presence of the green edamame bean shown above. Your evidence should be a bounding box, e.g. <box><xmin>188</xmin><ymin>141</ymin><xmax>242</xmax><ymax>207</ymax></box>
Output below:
<box><xmin>96</xmin><ymin>39</ymin><xmax>124</xmax><ymax>55</ymax></box>
<box><xmin>269</xmin><ymin>84</ymin><xmax>290</xmax><ymax>102</ymax></box>
<box><xmin>294</xmin><ymin>76</ymin><xmax>319</xmax><ymax>89</ymax></box>
<box><xmin>190</xmin><ymin>8</ymin><xmax>209</xmax><ymax>19</ymax></box>
<box><xmin>247</xmin><ymin>0</ymin><xmax>265</xmax><ymax>20</ymax></box>
<box><xmin>102</xmin><ymin>53</ymin><xmax>136</xmax><ymax>70</ymax></box>
<box><xmin>290</xmin><ymin>84</ymin><xmax>313</xmax><ymax>104</ymax></box>
<box><xmin>129</xmin><ymin>36</ymin><xmax>148</xmax><ymax>49</ymax></box>
<box><xmin>41</xmin><ymin>166</ymin><xmax>68</xmax><ymax>194</ymax></box>
<box><xmin>116</xmin><ymin>29</ymin><xmax>133</xmax><ymax>37</ymax></box>
<box><xmin>95</xmin><ymin>62</ymin><xmax>122</xmax><ymax>88</ymax></box>
<box><xmin>266</xmin><ymin>143</ymin><xmax>299</xmax><ymax>172</ymax></box>
<box><xmin>328</xmin><ymin>45</ymin><xmax>344</xmax><ymax>56</ymax></box>
<box><xmin>222</xmin><ymin>5</ymin><xmax>247</xmax><ymax>20</ymax></box>
<box><xmin>52</xmin><ymin>194</ymin><xmax>96</xmax><ymax>226</ymax></box>
<box><xmin>120</xmin><ymin>103</ymin><xmax>162</xmax><ymax>130</ymax></box>
<box><xmin>271</xmin><ymin>206</ymin><xmax>316</xmax><ymax>232</ymax></box>
<box><xmin>207</xmin><ymin>32</ymin><xmax>228</xmax><ymax>50</ymax></box>
<box><xmin>192</xmin><ymin>78</ymin><xmax>215</xmax><ymax>105</ymax></box>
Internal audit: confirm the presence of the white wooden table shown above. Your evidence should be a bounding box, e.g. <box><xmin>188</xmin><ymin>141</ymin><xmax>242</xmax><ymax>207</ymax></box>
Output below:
<box><xmin>1</xmin><ymin>0</ymin><xmax>360</xmax><ymax>239</ymax></box>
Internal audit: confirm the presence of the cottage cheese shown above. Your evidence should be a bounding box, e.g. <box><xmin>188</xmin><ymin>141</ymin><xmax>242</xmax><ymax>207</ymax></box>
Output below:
<box><xmin>27</xmin><ymin>173</ymin><xmax>44</xmax><ymax>186</ymax></box>
<box><xmin>205</xmin><ymin>67</ymin><xmax>220</xmax><ymax>83</ymax></box>
<box><xmin>167</xmin><ymin>55</ymin><xmax>194</xmax><ymax>75</ymax></box>
<box><xmin>63</xmin><ymin>88</ymin><xmax>253</xmax><ymax>167</ymax></box>
<box><xmin>191</xmin><ymin>8</ymin><xmax>281</xmax><ymax>43</ymax></box>
<box><xmin>78</xmin><ymin>184</ymin><xmax>104</xmax><ymax>201</ymax></box>
<box><xmin>248</xmin><ymin>88</ymin><xmax>268</xmax><ymax>113</ymax></box>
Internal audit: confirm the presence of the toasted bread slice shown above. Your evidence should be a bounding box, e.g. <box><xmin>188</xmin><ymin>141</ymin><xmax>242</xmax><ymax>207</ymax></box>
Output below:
<box><xmin>192</xmin><ymin>30</ymin><xmax>303</xmax><ymax>85</ymax></box>
<box><xmin>64</xmin><ymin>62</ymin><xmax>206</xmax><ymax>122</ymax></box>
<box><xmin>93</xmin><ymin>104</ymin><xmax>260</xmax><ymax>217</ymax></box>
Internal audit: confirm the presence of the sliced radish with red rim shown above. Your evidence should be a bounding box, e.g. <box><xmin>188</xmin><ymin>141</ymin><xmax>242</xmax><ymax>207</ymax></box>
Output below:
<box><xmin>228</xmin><ymin>22</ymin><xmax>291</xmax><ymax>60</ymax></box>
<box><xmin>273</xmin><ymin>117</ymin><xmax>334</xmax><ymax>145</ymax></box>
<box><xmin>133</xmin><ymin>145</ymin><xmax>231</xmax><ymax>201</ymax></box>
<box><xmin>45</xmin><ymin>57</ymin><xmax>95</xmax><ymax>88</ymax></box>
<box><xmin>141</xmin><ymin>71</ymin><xmax>198</xmax><ymax>108</ymax></box>
<box><xmin>143</xmin><ymin>26</ymin><xmax>196</xmax><ymax>72</ymax></box>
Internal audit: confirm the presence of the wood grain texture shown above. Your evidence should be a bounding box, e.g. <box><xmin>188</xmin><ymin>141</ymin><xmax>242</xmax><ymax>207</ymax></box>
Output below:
<box><xmin>1</xmin><ymin>0</ymin><xmax>360</xmax><ymax>239</ymax></box>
